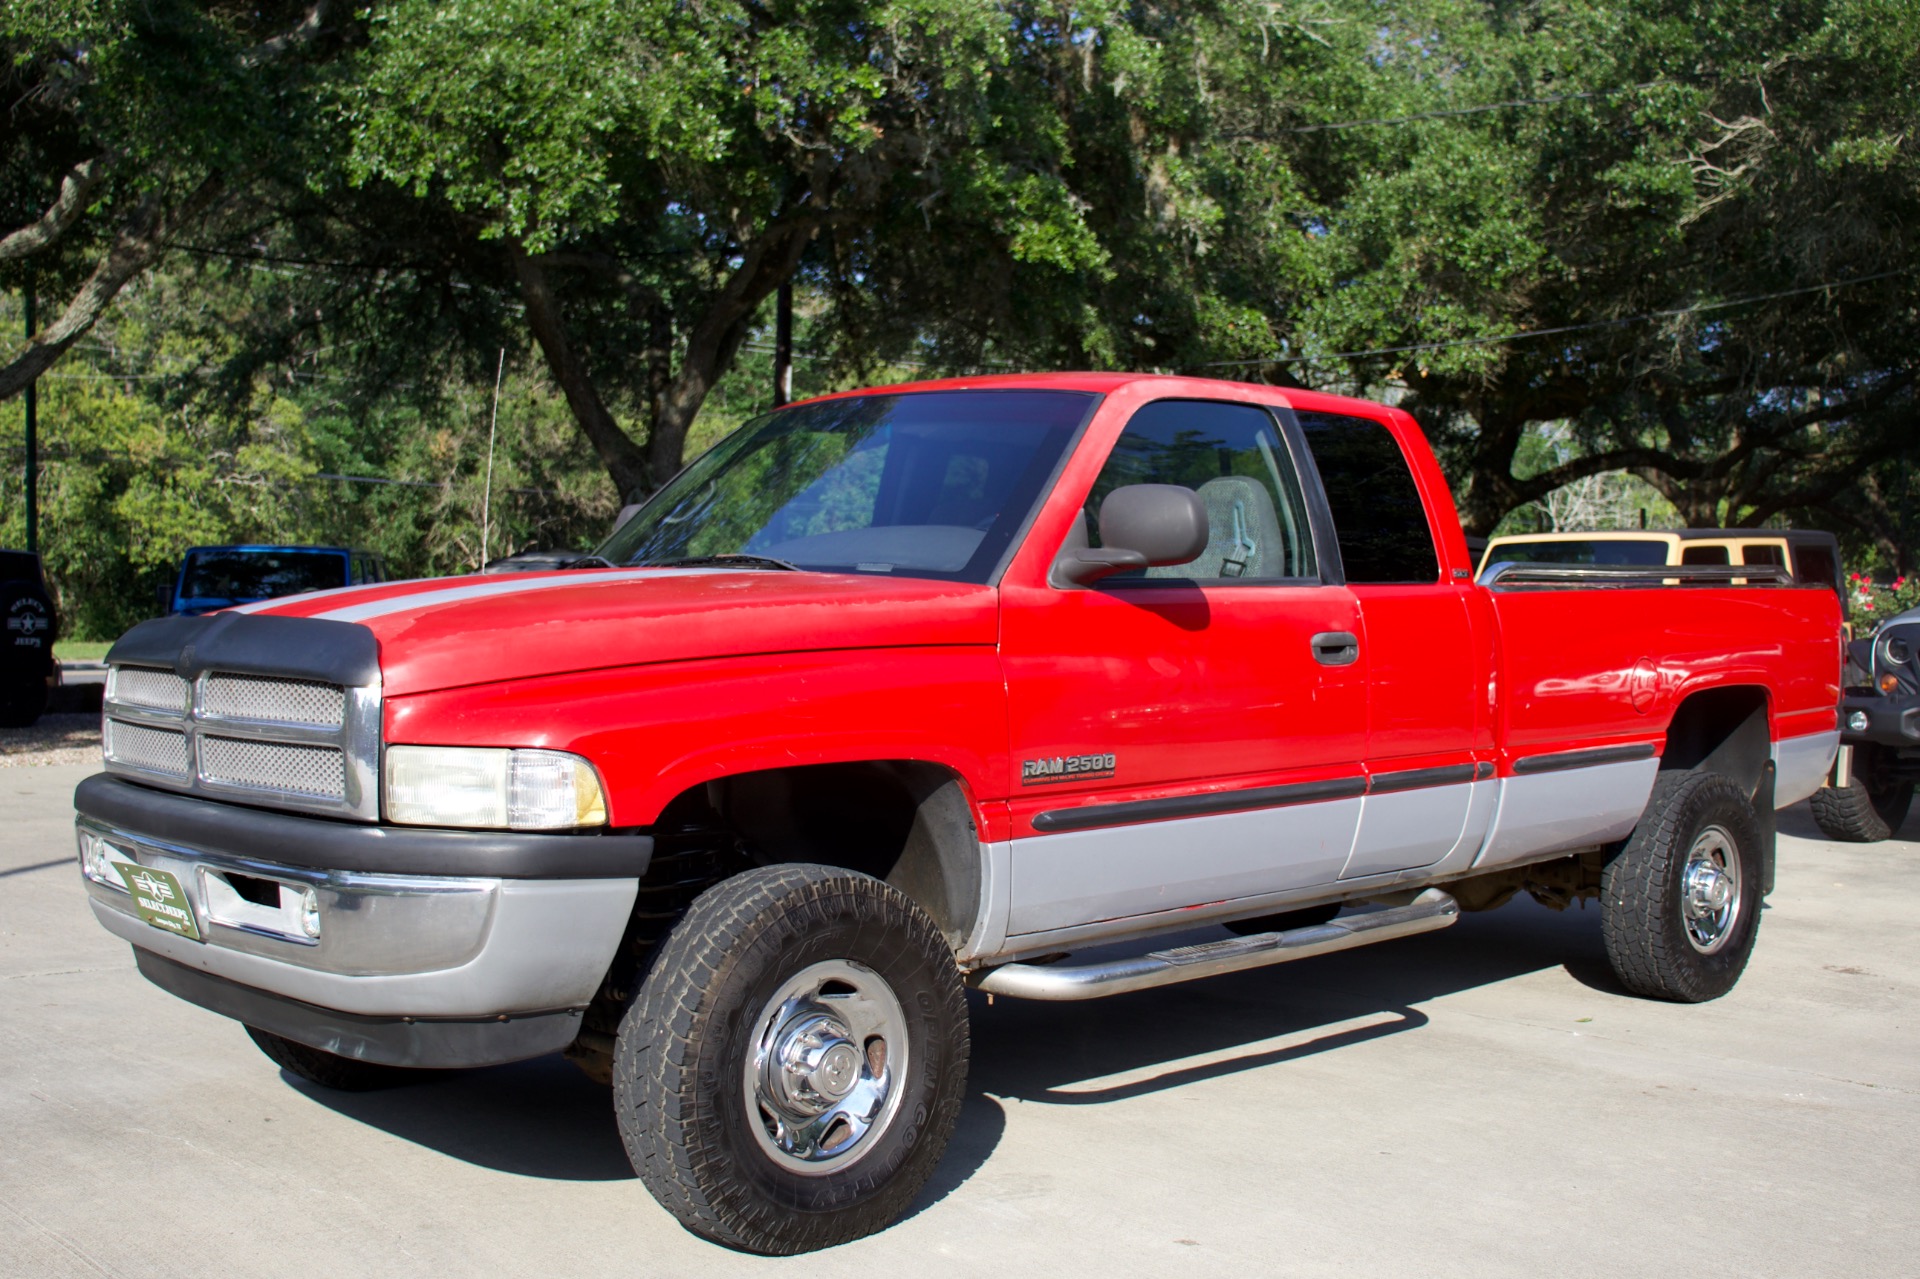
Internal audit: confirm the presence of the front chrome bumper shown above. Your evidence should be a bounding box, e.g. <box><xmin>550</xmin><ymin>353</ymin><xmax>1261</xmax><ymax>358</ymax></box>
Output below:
<box><xmin>78</xmin><ymin>816</ymin><xmax>637</xmax><ymax>1020</ymax></box>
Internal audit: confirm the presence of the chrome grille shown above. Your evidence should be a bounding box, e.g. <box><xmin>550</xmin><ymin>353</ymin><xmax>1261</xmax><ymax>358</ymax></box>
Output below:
<box><xmin>102</xmin><ymin>663</ymin><xmax>379</xmax><ymax>821</ymax></box>
<box><xmin>198</xmin><ymin>736</ymin><xmax>347</xmax><ymax>801</ymax></box>
<box><xmin>103</xmin><ymin>720</ymin><xmax>190</xmax><ymax>777</ymax></box>
<box><xmin>201</xmin><ymin>674</ymin><xmax>345</xmax><ymax>727</ymax></box>
<box><xmin>108</xmin><ymin>666</ymin><xmax>189</xmax><ymax>712</ymax></box>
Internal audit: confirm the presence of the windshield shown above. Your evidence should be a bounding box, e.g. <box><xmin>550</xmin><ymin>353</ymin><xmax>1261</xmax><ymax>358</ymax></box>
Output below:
<box><xmin>598</xmin><ymin>390</ymin><xmax>1093</xmax><ymax>582</ymax></box>
<box><xmin>1487</xmin><ymin>538</ymin><xmax>1669</xmax><ymax>567</ymax></box>
<box><xmin>178</xmin><ymin>549</ymin><xmax>348</xmax><ymax>602</ymax></box>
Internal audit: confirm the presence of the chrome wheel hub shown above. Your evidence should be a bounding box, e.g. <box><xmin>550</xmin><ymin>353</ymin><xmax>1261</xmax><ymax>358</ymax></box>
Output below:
<box><xmin>745</xmin><ymin>959</ymin><xmax>907</xmax><ymax>1176</ymax></box>
<box><xmin>1681</xmin><ymin>824</ymin><xmax>1742</xmax><ymax>954</ymax></box>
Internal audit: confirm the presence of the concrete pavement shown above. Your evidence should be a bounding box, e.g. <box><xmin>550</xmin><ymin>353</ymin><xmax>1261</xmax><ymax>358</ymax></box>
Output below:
<box><xmin>4</xmin><ymin>761</ymin><xmax>1916</xmax><ymax>1277</ymax></box>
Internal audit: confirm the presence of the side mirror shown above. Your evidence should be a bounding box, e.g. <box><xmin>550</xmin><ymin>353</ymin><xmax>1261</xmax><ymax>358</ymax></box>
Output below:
<box><xmin>1051</xmin><ymin>484</ymin><xmax>1209</xmax><ymax>587</ymax></box>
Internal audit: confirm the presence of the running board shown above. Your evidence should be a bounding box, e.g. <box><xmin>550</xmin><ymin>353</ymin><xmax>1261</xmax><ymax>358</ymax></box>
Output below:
<box><xmin>969</xmin><ymin>889</ymin><xmax>1460</xmax><ymax>1001</ymax></box>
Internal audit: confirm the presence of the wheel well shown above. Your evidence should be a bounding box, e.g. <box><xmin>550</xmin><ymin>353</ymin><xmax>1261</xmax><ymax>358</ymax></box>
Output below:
<box><xmin>1661</xmin><ymin>685</ymin><xmax>1770</xmax><ymax>797</ymax></box>
<box><xmin>655</xmin><ymin>760</ymin><xmax>982</xmax><ymax>950</ymax></box>
<box><xmin>566</xmin><ymin>761</ymin><xmax>984</xmax><ymax>1079</ymax></box>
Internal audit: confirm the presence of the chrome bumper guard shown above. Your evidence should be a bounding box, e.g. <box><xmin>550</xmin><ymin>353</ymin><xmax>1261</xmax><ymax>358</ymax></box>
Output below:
<box><xmin>74</xmin><ymin>805</ymin><xmax>641</xmax><ymax>1067</ymax></box>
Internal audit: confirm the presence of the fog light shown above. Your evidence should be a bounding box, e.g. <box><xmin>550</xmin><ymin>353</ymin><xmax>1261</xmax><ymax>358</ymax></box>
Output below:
<box><xmin>299</xmin><ymin>886</ymin><xmax>321</xmax><ymax>940</ymax></box>
<box><xmin>1849</xmin><ymin>710</ymin><xmax>1871</xmax><ymax>733</ymax></box>
<box><xmin>78</xmin><ymin>831</ymin><xmax>127</xmax><ymax>891</ymax></box>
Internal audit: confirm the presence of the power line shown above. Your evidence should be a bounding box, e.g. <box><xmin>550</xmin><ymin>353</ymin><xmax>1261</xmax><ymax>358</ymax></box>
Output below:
<box><xmin>1192</xmin><ymin>270</ymin><xmax>1913</xmax><ymax>370</ymax></box>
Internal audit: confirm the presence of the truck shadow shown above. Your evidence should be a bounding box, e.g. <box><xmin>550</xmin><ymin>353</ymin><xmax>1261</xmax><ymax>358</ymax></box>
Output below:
<box><xmin>284</xmin><ymin>1052</ymin><xmax>638</xmax><ymax>1181</ymax></box>
<box><xmin>967</xmin><ymin>893</ymin><xmax>1612</xmax><ymax>1107</ymax></box>
<box><xmin>291</xmin><ymin>895</ymin><xmax>1612</xmax><ymax>1203</ymax></box>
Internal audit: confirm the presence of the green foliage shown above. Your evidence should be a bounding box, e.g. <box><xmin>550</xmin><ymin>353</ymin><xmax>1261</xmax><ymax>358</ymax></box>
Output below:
<box><xmin>0</xmin><ymin>273</ymin><xmax>617</xmax><ymax>638</ymax></box>
<box><xmin>4</xmin><ymin>0</ymin><xmax>1918</xmax><ymax>634</ymax></box>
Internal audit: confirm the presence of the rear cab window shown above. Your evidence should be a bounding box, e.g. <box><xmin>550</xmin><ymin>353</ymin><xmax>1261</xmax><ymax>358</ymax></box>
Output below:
<box><xmin>1291</xmin><ymin>411</ymin><xmax>1440</xmax><ymax>583</ymax></box>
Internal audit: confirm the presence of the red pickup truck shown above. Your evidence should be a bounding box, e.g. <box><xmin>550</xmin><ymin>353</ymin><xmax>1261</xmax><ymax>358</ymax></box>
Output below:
<box><xmin>76</xmin><ymin>374</ymin><xmax>1840</xmax><ymax>1254</ymax></box>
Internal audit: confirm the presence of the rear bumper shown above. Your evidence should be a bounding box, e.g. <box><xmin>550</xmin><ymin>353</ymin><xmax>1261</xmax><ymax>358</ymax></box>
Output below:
<box><xmin>74</xmin><ymin>776</ymin><xmax>643</xmax><ymax>1067</ymax></box>
<box><xmin>1839</xmin><ymin>694</ymin><xmax>1920</xmax><ymax>749</ymax></box>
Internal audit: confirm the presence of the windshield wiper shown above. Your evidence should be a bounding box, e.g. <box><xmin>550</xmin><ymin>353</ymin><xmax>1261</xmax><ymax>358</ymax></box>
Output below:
<box><xmin>638</xmin><ymin>553</ymin><xmax>803</xmax><ymax>572</ymax></box>
<box><xmin>568</xmin><ymin>554</ymin><xmax>617</xmax><ymax>569</ymax></box>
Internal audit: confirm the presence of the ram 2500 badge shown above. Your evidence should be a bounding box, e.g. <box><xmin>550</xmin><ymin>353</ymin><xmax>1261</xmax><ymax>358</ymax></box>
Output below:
<box><xmin>75</xmin><ymin>374</ymin><xmax>1842</xmax><ymax>1254</ymax></box>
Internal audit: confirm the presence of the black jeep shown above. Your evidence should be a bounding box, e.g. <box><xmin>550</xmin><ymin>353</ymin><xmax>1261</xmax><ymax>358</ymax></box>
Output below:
<box><xmin>1812</xmin><ymin>605</ymin><xmax>1920</xmax><ymax>841</ymax></box>
<box><xmin>1</xmin><ymin>549</ymin><xmax>58</xmax><ymax>727</ymax></box>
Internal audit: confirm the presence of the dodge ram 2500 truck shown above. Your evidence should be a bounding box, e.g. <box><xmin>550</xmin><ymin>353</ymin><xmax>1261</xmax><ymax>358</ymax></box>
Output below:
<box><xmin>75</xmin><ymin>374</ymin><xmax>1842</xmax><ymax>1254</ymax></box>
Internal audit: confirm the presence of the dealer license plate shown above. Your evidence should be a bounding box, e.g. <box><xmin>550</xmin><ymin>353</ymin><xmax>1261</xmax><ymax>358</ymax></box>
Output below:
<box><xmin>111</xmin><ymin>862</ymin><xmax>202</xmax><ymax>942</ymax></box>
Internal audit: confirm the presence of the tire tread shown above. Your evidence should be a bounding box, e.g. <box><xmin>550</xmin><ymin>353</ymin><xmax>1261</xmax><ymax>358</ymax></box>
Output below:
<box><xmin>1601</xmin><ymin>771</ymin><xmax>1762</xmax><ymax>1003</ymax></box>
<box><xmin>613</xmin><ymin>864</ymin><xmax>967</xmax><ymax>1255</ymax></box>
<box><xmin>1808</xmin><ymin>778</ymin><xmax>1907</xmax><ymax>843</ymax></box>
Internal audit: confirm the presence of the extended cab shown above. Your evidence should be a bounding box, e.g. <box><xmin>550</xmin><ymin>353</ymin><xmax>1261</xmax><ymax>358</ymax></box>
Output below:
<box><xmin>75</xmin><ymin>375</ymin><xmax>1842</xmax><ymax>1254</ymax></box>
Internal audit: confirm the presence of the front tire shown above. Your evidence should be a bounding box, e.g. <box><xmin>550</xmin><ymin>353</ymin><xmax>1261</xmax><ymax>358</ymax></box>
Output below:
<box><xmin>1601</xmin><ymin>771</ymin><xmax>1764</xmax><ymax>1003</ymax></box>
<box><xmin>614</xmin><ymin>864</ymin><xmax>969</xmax><ymax>1255</ymax></box>
<box><xmin>1808</xmin><ymin>755</ymin><xmax>1912</xmax><ymax>843</ymax></box>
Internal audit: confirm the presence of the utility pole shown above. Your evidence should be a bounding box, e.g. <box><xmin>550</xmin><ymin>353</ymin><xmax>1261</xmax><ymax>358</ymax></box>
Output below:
<box><xmin>23</xmin><ymin>281</ymin><xmax>37</xmax><ymax>554</ymax></box>
<box><xmin>773</xmin><ymin>281</ymin><xmax>793</xmax><ymax>408</ymax></box>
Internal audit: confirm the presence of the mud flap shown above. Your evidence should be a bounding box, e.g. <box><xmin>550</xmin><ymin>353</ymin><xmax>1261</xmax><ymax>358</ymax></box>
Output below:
<box><xmin>1756</xmin><ymin>760</ymin><xmax>1777</xmax><ymax>898</ymax></box>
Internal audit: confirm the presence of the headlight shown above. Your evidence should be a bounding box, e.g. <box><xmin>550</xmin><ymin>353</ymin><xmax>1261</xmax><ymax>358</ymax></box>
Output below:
<box><xmin>384</xmin><ymin>746</ymin><xmax>609</xmax><ymax>830</ymax></box>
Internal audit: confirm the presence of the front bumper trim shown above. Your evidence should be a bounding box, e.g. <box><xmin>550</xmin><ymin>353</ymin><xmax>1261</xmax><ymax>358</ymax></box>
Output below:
<box><xmin>75</xmin><ymin>773</ymin><xmax>653</xmax><ymax>879</ymax></box>
<box><xmin>136</xmin><ymin>950</ymin><xmax>582</xmax><ymax>1069</ymax></box>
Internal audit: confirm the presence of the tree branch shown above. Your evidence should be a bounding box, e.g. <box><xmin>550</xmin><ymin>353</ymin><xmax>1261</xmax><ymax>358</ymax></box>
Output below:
<box><xmin>0</xmin><ymin>174</ymin><xmax>226</xmax><ymax>402</ymax></box>
<box><xmin>240</xmin><ymin>0</ymin><xmax>339</xmax><ymax>66</ymax></box>
<box><xmin>507</xmin><ymin>241</ymin><xmax>652</xmax><ymax>500</ymax></box>
<box><xmin>646</xmin><ymin>212</ymin><xmax>823</xmax><ymax>489</ymax></box>
<box><xmin>0</xmin><ymin>156</ymin><xmax>111</xmax><ymax>262</ymax></box>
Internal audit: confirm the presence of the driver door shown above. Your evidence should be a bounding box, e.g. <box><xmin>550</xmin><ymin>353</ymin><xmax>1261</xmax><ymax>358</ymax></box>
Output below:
<box><xmin>998</xmin><ymin>398</ymin><xmax>1368</xmax><ymax>939</ymax></box>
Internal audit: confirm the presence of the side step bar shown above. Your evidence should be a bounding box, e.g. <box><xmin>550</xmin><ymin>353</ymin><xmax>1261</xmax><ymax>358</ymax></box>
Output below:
<box><xmin>969</xmin><ymin>889</ymin><xmax>1460</xmax><ymax>1001</ymax></box>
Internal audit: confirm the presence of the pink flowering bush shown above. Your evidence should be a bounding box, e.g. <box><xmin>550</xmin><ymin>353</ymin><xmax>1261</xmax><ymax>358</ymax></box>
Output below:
<box><xmin>1849</xmin><ymin>572</ymin><xmax>1920</xmax><ymax>618</ymax></box>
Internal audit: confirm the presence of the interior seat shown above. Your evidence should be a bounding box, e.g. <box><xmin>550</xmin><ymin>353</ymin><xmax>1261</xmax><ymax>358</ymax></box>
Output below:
<box><xmin>1146</xmin><ymin>476</ymin><xmax>1288</xmax><ymax>579</ymax></box>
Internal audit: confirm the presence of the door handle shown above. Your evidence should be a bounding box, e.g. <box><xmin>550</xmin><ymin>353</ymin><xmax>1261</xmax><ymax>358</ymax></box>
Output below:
<box><xmin>1311</xmin><ymin>631</ymin><xmax>1359</xmax><ymax>666</ymax></box>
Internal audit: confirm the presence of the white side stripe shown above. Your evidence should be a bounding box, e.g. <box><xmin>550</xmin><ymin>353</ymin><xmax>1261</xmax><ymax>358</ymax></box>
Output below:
<box><xmin>314</xmin><ymin>568</ymin><xmax>718</xmax><ymax>624</ymax></box>
<box><xmin>226</xmin><ymin>575</ymin><xmax>441</xmax><ymax>615</ymax></box>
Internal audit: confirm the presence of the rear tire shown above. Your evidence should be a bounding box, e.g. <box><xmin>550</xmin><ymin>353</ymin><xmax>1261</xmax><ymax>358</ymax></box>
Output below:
<box><xmin>1808</xmin><ymin>760</ymin><xmax>1912</xmax><ymax>843</ymax></box>
<box><xmin>1601</xmin><ymin>771</ymin><xmax>1764</xmax><ymax>1003</ymax></box>
<box><xmin>244</xmin><ymin>1026</ymin><xmax>432</xmax><ymax>1091</ymax></box>
<box><xmin>613</xmin><ymin>864</ymin><xmax>968</xmax><ymax>1255</ymax></box>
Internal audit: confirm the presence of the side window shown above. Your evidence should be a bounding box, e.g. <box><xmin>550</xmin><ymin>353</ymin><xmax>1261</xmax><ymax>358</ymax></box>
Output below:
<box><xmin>1794</xmin><ymin>545</ymin><xmax>1837</xmax><ymax>588</ymax></box>
<box><xmin>1741</xmin><ymin>544</ymin><xmax>1785</xmax><ymax>567</ymax></box>
<box><xmin>1680</xmin><ymin>545</ymin><xmax>1730</xmax><ymax>566</ymax></box>
<box><xmin>1086</xmin><ymin>400</ymin><xmax>1316</xmax><ymax>581</ymax></box>
<box><xmin>1294</xmin><ymin>411</ymin><xmax>1440</xmax><ymax>584</ymax></box>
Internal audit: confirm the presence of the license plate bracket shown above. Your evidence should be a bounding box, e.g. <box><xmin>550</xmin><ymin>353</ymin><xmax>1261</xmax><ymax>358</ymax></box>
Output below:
<box><xmin>112</xmin><ymin>862</ymin><xmax>202</xmax><ymax>942</ymax></box>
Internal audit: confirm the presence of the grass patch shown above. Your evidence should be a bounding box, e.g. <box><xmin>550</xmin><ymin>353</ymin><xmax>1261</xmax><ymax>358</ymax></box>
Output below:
<box><xmin>54</xmin><ymin>640</ymin><xmax>113</xmax><ymax>662</ymax></box>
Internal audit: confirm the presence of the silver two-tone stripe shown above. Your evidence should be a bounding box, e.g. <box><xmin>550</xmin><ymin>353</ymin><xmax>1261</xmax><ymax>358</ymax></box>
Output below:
<box><xmin>296</xmin><ymin>568</ymin><xmax>720</xmax><ymax>624</ymax></box>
